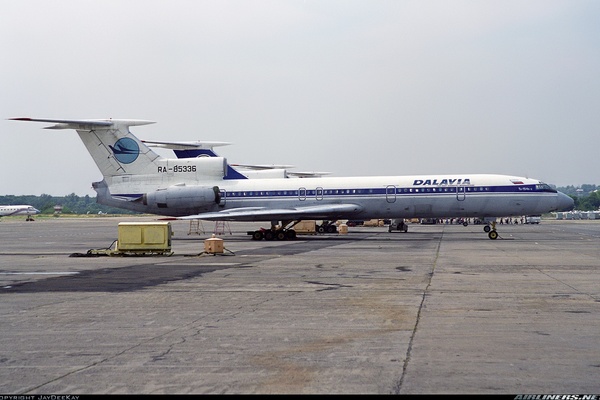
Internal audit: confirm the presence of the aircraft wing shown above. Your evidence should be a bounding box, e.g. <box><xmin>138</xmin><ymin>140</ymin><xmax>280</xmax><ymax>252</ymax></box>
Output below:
<box><xmin>179</xmin><ymin>203</ymin><xmax>363</xmax><ymax>221</ymax></box>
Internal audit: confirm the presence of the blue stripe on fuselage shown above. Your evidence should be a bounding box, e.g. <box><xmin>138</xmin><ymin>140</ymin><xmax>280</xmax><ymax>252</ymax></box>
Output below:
<box><xmin>220</xmin><ymin>184</ymin><xmax>541</xmax><ymax>199</ymax></box>
<box><xmin>113</xmin><ymin>185</ymin><xmax>548</xmax><ymax>201</ymax></box>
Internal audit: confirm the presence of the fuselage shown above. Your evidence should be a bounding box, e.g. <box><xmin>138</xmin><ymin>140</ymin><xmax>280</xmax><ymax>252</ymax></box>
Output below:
<box><xmin>98</xmin><ymin>173</ymin><xmax>574</xmax><ymax>220</ymax></box>
<box><xmin>0</xmin><ymin>205</ymin><xmax>41</xmax><ymax>217</ymax></box>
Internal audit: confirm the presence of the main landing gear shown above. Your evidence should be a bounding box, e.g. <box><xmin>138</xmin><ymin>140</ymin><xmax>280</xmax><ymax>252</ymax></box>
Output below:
<box><xmin>248</xmin><ymin>220</ymin><xmax>340</xmax><ymax>240</ymax></box>
<box><xmin>317</xmin><ymin>220</ymin><xmax>338</xmax><ymax>234</ymax></box>
<box><xmin>248</xmin><ymin>219</ymin><xmax>299</xmax><ymax>241</ymax></box>
<box><xmin>250</xmin><ymin>228</ymin><xmax>297</xmax><ymax>241</ymax></box>
<box><xmin>483</xmin><ymin>221</ymin><xmax>499</xmax><ymax>239</ymax></box>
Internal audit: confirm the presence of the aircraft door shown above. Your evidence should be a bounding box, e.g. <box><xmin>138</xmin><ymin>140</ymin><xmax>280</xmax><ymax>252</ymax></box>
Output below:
<box><xmin>456</xmin><ymin>186</ymin><xmax>466</xmax><ymax>201</ymax></box>
<box><xmin>386</xmin><ymin>185</ymin><xmax>396</xmax><ymax>203</ymax></box>
<box><xmin>298</xmin><ymin>187</ymin><xmax>307</xmax><ymax>201</ymax></box>
<box><xmin>316</xmin><ymin>187</ymin><xmax>324</xmax><ymax>201</ymax></box>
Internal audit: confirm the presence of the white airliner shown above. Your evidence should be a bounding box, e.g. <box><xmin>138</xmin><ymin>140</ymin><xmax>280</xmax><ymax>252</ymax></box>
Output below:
<box><xmin>0</xmin><ymin>205</ymin><xmax>41</xmax><ymax>221</ymax></box>
<box><xmin>10</xmin><ymin>118</ymin><xmax>574</xmax><ymax>239</ymax></box>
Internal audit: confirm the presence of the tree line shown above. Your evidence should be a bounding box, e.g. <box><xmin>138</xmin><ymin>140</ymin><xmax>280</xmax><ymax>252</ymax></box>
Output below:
<box><xmin>1</xmin><ymin>185</ymin><xmax>599</xmax><ymax>215</ymax></box>
<box><xmin>0</xmin><ymin>194</ymin><xmax>139</xmax><ymax>215</ymax></box>
<box><xmin>557</xmin><ymin>184</ymin><xmax>600</xmax><ymax>211</ymax></box>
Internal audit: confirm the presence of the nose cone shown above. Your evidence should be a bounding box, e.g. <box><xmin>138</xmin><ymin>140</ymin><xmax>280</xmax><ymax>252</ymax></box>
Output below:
<box><xmin>557</xmin><ymin>192</ymin><xmax>574</xmax><ymax>211</ymax></box>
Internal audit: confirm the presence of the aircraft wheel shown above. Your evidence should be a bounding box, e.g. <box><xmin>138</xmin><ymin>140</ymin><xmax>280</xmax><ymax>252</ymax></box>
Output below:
<box><xmin>286</xmin><ymin>230</ymin><xmax>297</xmax><ymax>239</ymax></box>
<box><xmin>252</xmin><ymin>231</ymin><xmax>264</xmax><ymax>240</ymax></box>
<box><xmin>276</xmin><ymin>231</ymin><xmax>286</xmax><ymax>241</ymax></box>
<box><xmin>483</xmin><ymin>225</ymin><xmax>491</xmax><ymax>233</ymax></box>
<box><xmin>488</xmin><ymin>230</ymin><xmax>498</xmax><ymax>240</ymax></box>
<box><xmin>264</xmin><ymin>231</ymin><xmax>275</xmax><ymax>241</ymax></box>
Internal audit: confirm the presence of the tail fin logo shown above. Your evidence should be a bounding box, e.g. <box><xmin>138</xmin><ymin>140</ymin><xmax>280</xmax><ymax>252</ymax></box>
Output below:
<box><xmin>109</xmin><ymin>138</ymin><xmax>139</xmax><ymax>164</ymax></box>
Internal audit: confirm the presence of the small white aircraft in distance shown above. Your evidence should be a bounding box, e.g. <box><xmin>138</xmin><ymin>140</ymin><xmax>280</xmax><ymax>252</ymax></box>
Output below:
<box><xmin>142</xmin><ymin>139</ymin><xmax>331</xmax><ymax>179</ymax></box>
<box><xmin>0</xmin><ymin>205</ymin><xmax>41</xmax><ymax>221</ymax></box>
<box><xmin>10</xmin><ymin>117</ymin><xmax>574</xmax><ymax>239</ymax></box>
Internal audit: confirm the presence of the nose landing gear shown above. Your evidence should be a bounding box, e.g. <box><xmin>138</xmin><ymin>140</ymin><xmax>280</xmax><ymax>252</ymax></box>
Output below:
<box><xmin>484</xmin><ymin>221</ymin><xmax>499</xmax><ymax>239</ymax></box>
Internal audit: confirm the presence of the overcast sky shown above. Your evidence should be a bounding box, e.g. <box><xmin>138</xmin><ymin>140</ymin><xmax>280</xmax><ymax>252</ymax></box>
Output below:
<box><xmin>2</xmin><ymin>0</ymin><xmax>599</xmax><ymax>196</ymax></box>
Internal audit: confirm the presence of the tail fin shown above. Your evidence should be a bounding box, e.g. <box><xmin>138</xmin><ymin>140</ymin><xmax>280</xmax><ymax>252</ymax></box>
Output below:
<box><xmin>10</xmin><ymin>118</ymin><xmax>159</xmax><ymax>178</ymax></box>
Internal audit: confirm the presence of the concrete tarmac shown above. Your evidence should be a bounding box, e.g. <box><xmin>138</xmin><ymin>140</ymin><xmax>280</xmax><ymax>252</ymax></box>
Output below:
<box><xmin>0</xmin><ymin>216</ymin><xmax>598</xmax><ymax>394</ymax></box>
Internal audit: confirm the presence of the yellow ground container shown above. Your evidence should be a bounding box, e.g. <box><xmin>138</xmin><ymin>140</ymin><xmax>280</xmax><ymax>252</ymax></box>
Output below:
<box><xmin>294</xmin><ymin>220</ymin><xmax>317</xmax><ymax>234</ymax></box>
<box><xmin>338</xmin><ymin>224</ymin><xmax>348</xmax><ymax>235</ymax></box>
<box><xmin>363</xmin><ymin>219</ymin><xmax>384</xmax><ymax>227</ymax></box>
<box><xmin>115</xmin><ymin>222</ymin><xmax>172</xmax><ymax>254</ymax></box>
<box><xmin>204</xmin><ymin>235</ymin><xmax>224</xmax><ymax>254</ymax></box>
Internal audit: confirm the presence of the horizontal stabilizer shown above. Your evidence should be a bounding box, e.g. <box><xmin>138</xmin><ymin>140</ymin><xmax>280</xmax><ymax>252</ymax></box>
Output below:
<box><xmin>142</xmin><ymin>139</ymin><xmax>231</xmax><ymax>150</ymax></box>
<box><xmin>9</xmin><ymin>117</ymin><xmax>155</xmax><ymax>130</ymax></box>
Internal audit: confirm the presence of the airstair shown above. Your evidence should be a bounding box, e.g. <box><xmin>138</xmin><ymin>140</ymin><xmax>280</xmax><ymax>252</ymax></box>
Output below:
<box><xmin>188</xmin><ymin>220</ymin><xmax>205</xmax><ymax>235</ymax></box>
<box><xmin>213</xmin><ymin>221</ymin><xmax>232</xmax><ymax>235</ymax></box>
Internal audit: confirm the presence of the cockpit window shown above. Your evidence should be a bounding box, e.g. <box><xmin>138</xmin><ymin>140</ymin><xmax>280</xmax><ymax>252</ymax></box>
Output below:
<box><xmin>536</xmin><ymin>183</ymin><xmax>557</xmax><ymax>193</ymax></box>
